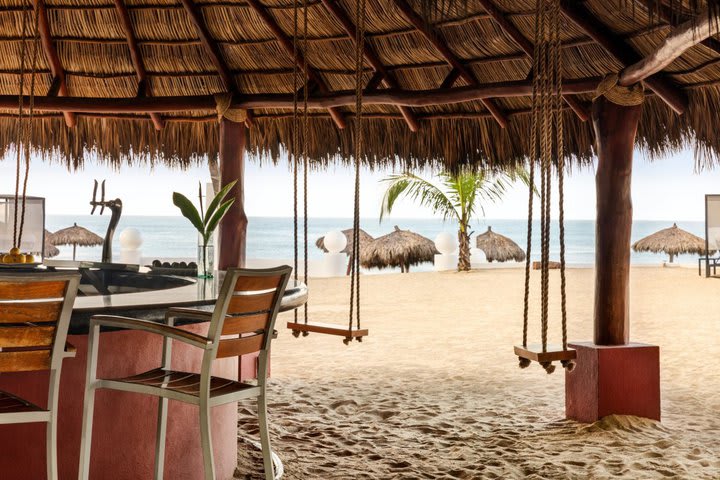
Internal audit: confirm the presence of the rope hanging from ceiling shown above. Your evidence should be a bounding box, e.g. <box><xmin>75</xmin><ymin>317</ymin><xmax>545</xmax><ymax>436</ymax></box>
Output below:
<box><xmin>516</xmin><ymin>0</ymin><xmax>575</xmax><ymax>374</ymax></box>
<box><xmin>287</xmin><ymin>0</ymin><xmax>368</xmax><ymax>344</ymax></box>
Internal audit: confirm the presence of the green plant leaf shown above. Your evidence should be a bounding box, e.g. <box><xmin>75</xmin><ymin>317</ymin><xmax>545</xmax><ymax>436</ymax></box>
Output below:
<box><xmin>204</xmin><ymin>180</ymin><xmax>237</xmax><ymax>227</ymax></box>
<box><xmin>204</xmin><ymin>198</ymin><xmax>235</xmax><ymax>237</ymax></box>
<box><xmin>173</xmin><ymin>192</ymin><xmax>204</xmax><ymax>234</ymax></box>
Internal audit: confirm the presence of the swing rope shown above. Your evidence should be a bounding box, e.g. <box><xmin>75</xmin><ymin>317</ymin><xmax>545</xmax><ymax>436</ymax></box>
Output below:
<box><xmin>292</xmin><ymin>0</ymin><xmax>300</xmax><ymax>324</ymax></box>
<box><xmin>348</xmin><ymin>0</ymin><xmax>365</xmax><ymax>336</ymax></box>
<box><xmin>302</xmin><ymin>0</ymin><xmax>310</xmax><ymax>326</ymax></box>
<box><xmin>13</xmin><ymin>2</ymin><xmax>39</xmax><ymax>250</ymax></box>
<box><xmin>519</xmin><ymin>0</ymin><xmax>571</xmax><ymax>373</ymax></box>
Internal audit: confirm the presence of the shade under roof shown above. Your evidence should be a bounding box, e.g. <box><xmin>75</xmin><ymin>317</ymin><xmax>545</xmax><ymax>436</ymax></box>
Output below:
<box><xmin>0</xmin><ymin>0</ymin><xmax>718</xmax><ymax>170</ymax></box>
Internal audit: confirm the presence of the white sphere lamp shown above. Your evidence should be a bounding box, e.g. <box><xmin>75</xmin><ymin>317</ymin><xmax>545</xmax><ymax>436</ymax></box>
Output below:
<box><xmin>434</xmin><ymin>232</ymin><xmax>457</xmax><ymax>255</ymax></box>
<box><xmin>324</xmin><ymin>230</ymin><xmax>347</xmax><ymax>254</ymax></box>
<box><xmin>119</xmin><ymin>228</ymin><xmax>143</xmax><ymax>250</ymax></box>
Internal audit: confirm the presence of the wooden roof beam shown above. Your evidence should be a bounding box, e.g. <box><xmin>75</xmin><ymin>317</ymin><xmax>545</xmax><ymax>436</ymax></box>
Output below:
<box><xmin>560</xmin><ymin>0</ymin><xmax>687</xmax><ymax>114</ymax></box>
<box><xmin>179</xmin><ymin>0</ymin><xmax>254</xmax><ymax>126</ymax></box>
<box><xmin>320</xmin><ymin>0</ymin><xmax>419</xmax><ymax>132</ymax></box>
<box><xmin>638</xmin><ymin>0</ymin><xmax>720</xmax><ymax>56</ymax></box>
<box><xmin>0</xmin><ymin>77</ymin><xmax>602</xmax><ymax>112</ymax></box>
<box><xmin>392</xmin><ymin>0</ymin><xmax>509</xmax><ymax>128</ymax></box>
<box><xmin>113</xmin><ymin>0</ymin><xmax>164</xmax><ymax>130</ymax></box>
<box><xmin>620</xmin><ymin>7</ymin><xmax>720</xmax><ymax>86</ymax></box>
<box><xmin>34</xmin><ymin>0</ymin><xmax>75</xmax><ymax>127</ymax></box>
<box><xmin>477</xmin><ymin>0</ymin><xmax>589</xmax><ymax>121</ymax></box>
<box><xmin>245</xmin><ymin>0</ymin><xmax>346</xmax><ymax>129</ymax></box>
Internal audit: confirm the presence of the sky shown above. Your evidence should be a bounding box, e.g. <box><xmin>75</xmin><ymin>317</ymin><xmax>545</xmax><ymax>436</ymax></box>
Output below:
<box><xmin>1</xmin><ymin>147</ymin><xmax>718</xmax><ymax>221</ymax></box>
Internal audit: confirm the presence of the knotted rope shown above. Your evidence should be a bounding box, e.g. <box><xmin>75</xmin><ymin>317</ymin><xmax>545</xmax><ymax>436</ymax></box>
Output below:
<box><xmin>594</xmin><ymin>74</ymin><xmax>645</xmax><ymax>106</ymax></box>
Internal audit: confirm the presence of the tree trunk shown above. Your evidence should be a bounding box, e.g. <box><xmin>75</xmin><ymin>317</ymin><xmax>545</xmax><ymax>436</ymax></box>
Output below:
<box><xmin>592</xmin><ymin>96</ymin><xmax>642</xmax><ymax>346</ymax></box>
<box><xmin>457</xmin><ymin>229</ymin><xmax>471</xmax><ymax>271</ymax></box>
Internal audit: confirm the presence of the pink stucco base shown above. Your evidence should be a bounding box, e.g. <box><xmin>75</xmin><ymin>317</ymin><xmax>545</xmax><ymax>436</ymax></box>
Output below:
<box><xmin>0</xmin><ymin>324</ymin><xmax>239</xmax><ymax>480</ymax></box>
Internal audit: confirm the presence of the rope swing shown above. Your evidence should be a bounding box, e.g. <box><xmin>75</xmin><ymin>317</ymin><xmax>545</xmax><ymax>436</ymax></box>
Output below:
<box><xmin>515</xmin><ymin>0</ymin><xmax>575</xmax><ymax>374</ymax></box>
<box><xmin>287</xmin><ymin>0</ymin><xmax>368</xmax><ymax>344</ymax></box>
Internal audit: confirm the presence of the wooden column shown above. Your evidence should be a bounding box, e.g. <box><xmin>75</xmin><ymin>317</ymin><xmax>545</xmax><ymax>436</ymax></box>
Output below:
<box><xmin>592</xmin><ymin>96</ymin><xmax>643</xmax><ymax>345</ymax></box>
<box><xmin>218</xmin><ymin>119</ymin><xmax>248</xmax><ymax>270</ymax></box>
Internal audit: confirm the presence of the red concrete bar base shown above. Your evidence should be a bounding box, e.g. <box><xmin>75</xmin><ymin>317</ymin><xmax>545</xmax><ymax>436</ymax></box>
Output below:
<box><xmin>565</xmin><ymin>342</ymin><xmax>660</xmax><ymax>423</ymax></box>
<box><xmin>0</xmin><ymin>325</ymin><xmax>239</xmax><ymax>480</ymax></box>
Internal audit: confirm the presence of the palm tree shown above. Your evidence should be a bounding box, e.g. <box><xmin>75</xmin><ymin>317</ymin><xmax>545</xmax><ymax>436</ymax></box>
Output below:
<box><xmin>380</xmin><ymin>168</ymin><xmax>528</xmax><ymax>271</ymax></box>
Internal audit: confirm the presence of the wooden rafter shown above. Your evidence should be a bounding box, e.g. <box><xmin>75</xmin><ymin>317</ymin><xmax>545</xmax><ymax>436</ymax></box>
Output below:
<box><xmin>476</xmin><ymin>0</ymin><xmax>589</xmax><ymax>121</ymax></box>
<box><xmin>179</xmin><ymin>0</ymin><xmax>254</xmax><ymax>126</ymax></box>
<box><xmin>392</xmin><ymin>0</ymin><xmax>509</xmax><ymax>128</ymax></box>
<box><xmin>33</xmin><ymin>0</ymin><xmax>75</xmax><ymax>127</ymax></box>
<box><xmin>112</xmin><ymin>0</ymin><xmax>164</xmax><ymax>130</ymax></box>
<box><xmin>560</xmin><ymin>0</ymin><xmax>687</xmax><ymax>114</ymax></box>
<box><xmin>0</xmin><ymin>77</ymin><xmax>601</xmax><ymax>113</ymax></box>
<box><xmin>245</xmin><ymin>0</ymin><xmax>346</xmax><ymax>129</ymax></box>
<box><xmin>620</xmin><ymin>8</ymin><xmax>719</xmax><ymax>86</ymax></box>
<box><xmin>320</xmin><ymin>0</ymin><xmax>419</xmax><ymax>132</ymax></box>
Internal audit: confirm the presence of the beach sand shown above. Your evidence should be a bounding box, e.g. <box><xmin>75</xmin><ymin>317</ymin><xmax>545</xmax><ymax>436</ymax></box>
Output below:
<box><xmin>235</xmin><ymin>267</ymin><xmax>720</xmax><ymax>479</ymax></box>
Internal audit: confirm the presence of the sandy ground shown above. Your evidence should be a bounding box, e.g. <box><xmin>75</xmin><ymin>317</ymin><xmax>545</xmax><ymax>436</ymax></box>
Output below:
<box><xmin>235</xmin><ymin>267</ymin><xmax>720</xmax><ymax>479</ymax></box>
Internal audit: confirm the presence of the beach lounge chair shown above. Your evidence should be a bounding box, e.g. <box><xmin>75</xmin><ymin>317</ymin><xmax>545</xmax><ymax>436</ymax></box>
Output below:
<box><xmin>78</xmin><ymin>266</ymin><xmax>292</xmax><ymax>480</ymax></box>
<box><xmin>0</xmin><ymin>272</ymin><xmax>81</xmax><ymax>480</ymax></box>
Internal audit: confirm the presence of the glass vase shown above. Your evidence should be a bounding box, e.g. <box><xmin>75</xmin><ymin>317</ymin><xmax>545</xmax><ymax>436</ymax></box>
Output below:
<box><xmin>197</xmin><ymin>240</ymin><xmax>215</xmax><ymax>278</ymax></box>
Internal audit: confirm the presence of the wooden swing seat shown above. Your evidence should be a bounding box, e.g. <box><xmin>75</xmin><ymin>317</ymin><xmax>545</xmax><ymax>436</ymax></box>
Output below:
<box><xmin>287</xmin><ymin>321</ymin><xmax>368</xmax><ymax>340</ymax></box>
<box><xmin>514</xmin><ymin>344</ymin><xmax>576</xmax><ymax>364</ymax></box>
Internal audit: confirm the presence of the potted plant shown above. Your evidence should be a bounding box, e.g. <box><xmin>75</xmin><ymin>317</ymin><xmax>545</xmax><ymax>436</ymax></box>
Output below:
<box><xmin>173</xmin><ymin>180</ymin><xmax>236</xmax><ymax>278</ymax></box>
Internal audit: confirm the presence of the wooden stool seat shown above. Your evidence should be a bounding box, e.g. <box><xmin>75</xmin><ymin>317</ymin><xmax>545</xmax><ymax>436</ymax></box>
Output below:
<box><xmin>0</xmin><ymin>390</ymin><xmax>45</xmax><ymax>415</ymax></box>
<box><xmin>287</xmin><ymin>321</ymin><xmax>368</xmax><ymax>343</ymax></box>
<box><xmin>108</xmin><ymin>368</ymin><xmax>258</xmax><ymax>404</ymax></box>
<box><xmin>514</xmin><ymin>344</ymin><xmax>577</xmax><ymax>364</ymax></box>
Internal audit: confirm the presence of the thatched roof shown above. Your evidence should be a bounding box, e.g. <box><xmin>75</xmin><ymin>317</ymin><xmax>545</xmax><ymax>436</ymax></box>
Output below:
<box><xmin>360</xmin><ymin>225</ymin><xmax>437</xmax><ymax>270</ymax></box>
<box><xmin>0</xmin><ymin>1</ymin><xmax>719</xmax><ymax>170</ymax></box>
<box><xmin>315</xmin><ymin>228</ymin><xmax>373</xmax><ymax>254</ymax></box>
<box><xmin>44</xmin><ymin>228</ymin><xmax>59</xmax><ymax>257</ymax></box>
<box><xmin>48</xmin><ymin>223</ymin><xmax>103</xmax><ymax>247</ymax></box>
<box><xmin>475</xmin><ymin>226</ymin><xmax>525</xmax><ymax>262</ymax></box>
<box><xmin>632</xmin><ymin>223</ymin><xmax>712</xmax><ymax>256</ymax></box>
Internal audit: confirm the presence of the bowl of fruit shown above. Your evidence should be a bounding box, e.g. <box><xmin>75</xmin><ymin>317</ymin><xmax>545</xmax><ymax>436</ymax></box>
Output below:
<box><xmin>0</xmin><ymin>247</ymin><xmax>39</xmax><ymax>267</ymax></box>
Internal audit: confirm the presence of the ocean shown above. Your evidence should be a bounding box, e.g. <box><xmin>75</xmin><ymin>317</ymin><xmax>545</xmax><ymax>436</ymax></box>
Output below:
<box><xmin>45</xmin><ymin>215</ymin><xmax>707</xmax><ymax>270</ymax></box>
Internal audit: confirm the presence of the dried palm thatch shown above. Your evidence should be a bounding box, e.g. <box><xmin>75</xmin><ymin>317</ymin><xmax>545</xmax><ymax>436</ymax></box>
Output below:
<box><xmin>632</xmin><ymin>223</ymin><xmax>713</xmax><ymax>262</ymax></box>
<box><xmin>0</xmin><ymin>1</ymin><xmax>716</xmax><ymax>171</ymax></box>
<box><xmin>49</xmin><ymin>223</ymin><xmax>103</xmax><ymax>260</ymax></box>
<box><xmin>360</xmin><ymin>225</ymin><xmax>438</xmax><ymax>272</ymax></box>
<box><xmin>475</xmin><ymin>226</ymin><xmax>525</xmax><ymax>262</ymax></box>
<box><xmin>316</xmin><ymin>228</ymin><xmax>374</xmax><ymax>254</ymax></box>
<box><xmin>44</xmin><ymin>229</ymin><xmax>59</xmax><ymax>258</ymax></box>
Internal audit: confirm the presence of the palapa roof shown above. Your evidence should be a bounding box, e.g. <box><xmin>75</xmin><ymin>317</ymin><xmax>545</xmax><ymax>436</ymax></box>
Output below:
<box><xmin>315</xmin><ymin>228</ymin><xmax>373</xmax><ymax>254</ymax></box>
<box><xmin>475</xmin><ymin>225</ymin><xmax>525</xmax><ymax>262</ymax></box>
<box><xmin>43</xmin><ymin>228</ymin><xmax>59</xmax><ymax>257</ymax></box>
<box><xmin>48</xmin><ymin>223</ymin><xmax>104</xmax><ymax>246</ymax></box>
<box><xmin>632</xmin><ymin>222</ymin><xmax>713</xmax><ymax>256</ymax></box>
<box><xmin>360</xmin><ymin>225</ymin><xmax>438</xmax><ymax>269</ymax></box>
<box><xmin>0</xmin><ymin>1</ymin><xmax>720</xmax><ymax>170</ymax></box>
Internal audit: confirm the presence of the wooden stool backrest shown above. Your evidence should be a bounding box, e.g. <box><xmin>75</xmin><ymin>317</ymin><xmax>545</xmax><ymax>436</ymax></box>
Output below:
<box><xmin>206</xmin><ymin>266</ymin><xmax>292</xmax><ymax>361</ymax></box>
<box><xmin>0</xmin><ymin>273</ymin><xmax>80</xmax><ymax>372</ymax></box>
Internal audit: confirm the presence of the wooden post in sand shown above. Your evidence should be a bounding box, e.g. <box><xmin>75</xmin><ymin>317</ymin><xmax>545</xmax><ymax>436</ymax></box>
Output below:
<box><xmin>591</xmin><ymin>96</ymin><xmax>643</xmax><ymax>346</ymax></box>
<box><xmin>218</xmin><ymin>118</ymin><xmax>248</xmax><ymax>270</ymax></box>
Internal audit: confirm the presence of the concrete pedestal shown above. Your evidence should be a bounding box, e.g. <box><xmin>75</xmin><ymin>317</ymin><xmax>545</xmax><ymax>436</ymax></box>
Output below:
<box><xmin>565</xmin><ymin>342</ymin><xmax>660</xmax><ymax>422</ymax></box>
<box><xmin>434</xmin><ymin>253</ymin><xmax>458</xmax><ymax>271</ymax></box>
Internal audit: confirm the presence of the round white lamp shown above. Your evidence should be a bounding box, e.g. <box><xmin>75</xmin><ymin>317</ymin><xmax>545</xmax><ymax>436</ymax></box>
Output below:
<box><xmin>434</xmin><ymin>232</ymin><xmax>458</xmax><ymax>271</ymax></box>
<box><xmin>323</xmin><ymin>230</ymin><xmax>347</xmax><ymax>254</ymax></box>
<box><xmin>119</xmin><ymin>228</ymin><xmax>143</xmax><ymax>264</ymax></box>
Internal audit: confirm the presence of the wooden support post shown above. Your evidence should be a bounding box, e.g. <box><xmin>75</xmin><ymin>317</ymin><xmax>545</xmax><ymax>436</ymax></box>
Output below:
<box><xmin>218</xmin><ymin>119</ymin><xmax>248</xmax><ymax>270</ymax></box>
<box><xmin>592</xmin><ymin>96</ymin><xmax>643</xmax><ymax>346</ymax></box>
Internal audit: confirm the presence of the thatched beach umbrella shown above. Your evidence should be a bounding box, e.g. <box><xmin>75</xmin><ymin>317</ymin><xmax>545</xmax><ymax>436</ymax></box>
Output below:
<box><xmin>315</xmin><ymin>228</ymin><xmax>374</xmax><ymax>255</ymax></box>
<box><xmin>43</xmin><ymin>229</ymin><xmax>59</xmax><ymax>258</ymax></box>
<box><xmin>48</xmin><ymin>223</ymin><xmax>103</xmax><ymax>261</ymax></box>
<box><xmin>475</xmin><ymin>226</ymin><xmax>526</xmax><ymax>263</ymax></box>
<box><xmin>360</xmin><ymin>226</ymin><xmax>438</xmax><ymax>273</ymax></box>
<box><xmin>632</xmin><ymin>223</ymin><xmax>712</xmax><ymax>263</ymax></box>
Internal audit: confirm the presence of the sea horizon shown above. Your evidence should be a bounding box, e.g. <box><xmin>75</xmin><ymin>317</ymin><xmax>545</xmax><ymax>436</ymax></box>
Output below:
<box><xmin>44</xmin><ymin>214</ymin><xmax>709</xmax><ymax>268</ymax></box>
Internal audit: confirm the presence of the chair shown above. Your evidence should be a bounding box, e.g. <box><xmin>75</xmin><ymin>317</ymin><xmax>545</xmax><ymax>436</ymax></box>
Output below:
<box><xmin>0</xmin><ymin>272</ymin><xmax>81</xmax><ymax>480</ymax></box>
<box><xmin>78</xmin><ymin>266</ymin><xmax>292</xmax><ymax>480</ymax></box>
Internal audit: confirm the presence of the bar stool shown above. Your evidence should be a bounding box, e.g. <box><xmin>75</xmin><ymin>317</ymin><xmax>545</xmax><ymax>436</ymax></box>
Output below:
<box><xmin>78</xmin><ymin>266</ymin><xmax>292</xmax><ymax>480</ymax></box>
<box><xmin>0</xmin><ymin>272</ymin><xmax>81</xmax><ymax>480</ymax></box>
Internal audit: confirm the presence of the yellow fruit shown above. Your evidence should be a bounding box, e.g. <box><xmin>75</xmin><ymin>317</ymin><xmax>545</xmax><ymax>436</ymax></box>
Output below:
<box><xmin>9</xmin><ymin>247</ymin><xmax>20</xmax><ymax>255</ymax></box>
<box><xmin>25</xmin><ymin>254</ymin><xmax>35</xmax><ymax>264</ymax></box>
<box><xmin>0</xmin><ymin>254</ymin><xmax>9</xmax><ymax>263</ymax></box>
<box><xmin>9</xmin><ymin>254</ymin><xmax>24</xmax><ymax>264</ymax></box>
